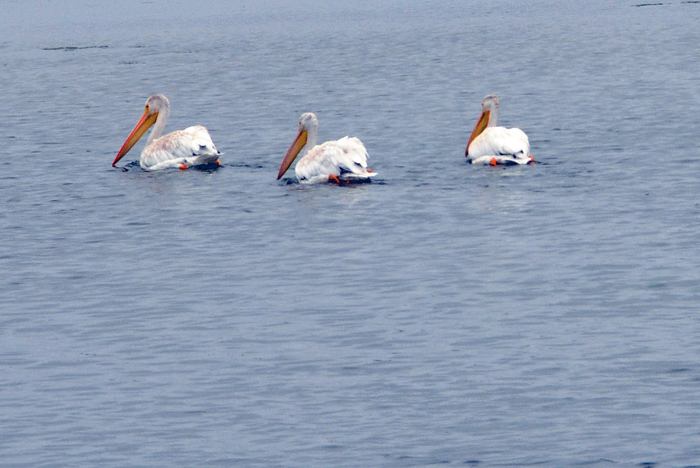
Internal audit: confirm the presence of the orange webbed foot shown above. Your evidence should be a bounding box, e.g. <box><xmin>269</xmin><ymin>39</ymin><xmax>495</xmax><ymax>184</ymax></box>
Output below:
<box><xmin>329</xmin><ymin>174</ymin><xmax>340</xmax><ymax>183</ymax></box>
<box><xmin>179</xmin><ymin>163</ymin><xmax>188</xmax><ymax>170</ymax></box>
<box><xmin>216</xmin><ymin>160</ymin><xmax>222</xmax><ymax>166</ymax></box>
<box><xmin>489</xmin><ymin>158</ymin><xmax>498</xmax><ymax>166</ymax></box>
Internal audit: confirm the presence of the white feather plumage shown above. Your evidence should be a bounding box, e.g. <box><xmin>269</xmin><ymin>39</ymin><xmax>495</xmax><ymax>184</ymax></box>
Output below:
<box><xmin>140</xmin><ymin>125</ymin><xmax>220</xmax><ymax>170</ymax></box>
<box><xmin>295</xmin><ymin>136</ymin><xmax>373</xmax><ymax>184</ymax></box>
<box><xmin>467</xmin><ymin>127</ymin><xmax>530</xmax><ymax>165</ymax></box>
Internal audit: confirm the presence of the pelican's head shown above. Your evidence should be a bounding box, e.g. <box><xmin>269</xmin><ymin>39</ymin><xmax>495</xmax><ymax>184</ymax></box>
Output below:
<box><xmin>481</xmin><ymin>94</ymin><xmax>500</xmax><ymax>116</ymax></box>
<box><xmin>298</xmin><ymin>112</ymin><xmax>318</xmax><ymax>130</ymax></box>
<box><xmin>466</xmin><ymin>94</ymin><xmax>500</xmax><ymax>157</ymax></box>
<box><xmin>277</xmin><ymin>112</ymin><xmax>318</xmax><ymax>179</ymax></box>
<box><xmin>112</xmin><ymin>94</ymin><xmax>170</xmax><ymax>167</ymax></box>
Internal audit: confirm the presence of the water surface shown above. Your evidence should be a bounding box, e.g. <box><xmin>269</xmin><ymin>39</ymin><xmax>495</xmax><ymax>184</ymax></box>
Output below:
<box><xmin>2</xmin><ymin>1</ymin><xmax>700</xmax><ymax>467</ymax></box>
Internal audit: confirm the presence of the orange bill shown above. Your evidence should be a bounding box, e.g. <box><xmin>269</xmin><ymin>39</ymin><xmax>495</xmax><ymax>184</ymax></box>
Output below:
<box><xmin>112</xmin><ymin>109</ymin><xmax>158</xmax><ymax>167</ymax></box>
<box><xmin>465</xmin><ymin>110</ymin><xmax>490</xmax><ymax>157</ymax></box>
<box><xmin>277</xmin><ymin>128</ymin><xmax>308</xmax><ymax>179</ymax></box>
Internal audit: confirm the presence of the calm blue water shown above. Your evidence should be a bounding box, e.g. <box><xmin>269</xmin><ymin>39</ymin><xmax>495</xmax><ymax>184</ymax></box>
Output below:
<box><xmin>2</xmin><ymin>1</ymin><xmax>700</xmax><ymax>466</ymax></box>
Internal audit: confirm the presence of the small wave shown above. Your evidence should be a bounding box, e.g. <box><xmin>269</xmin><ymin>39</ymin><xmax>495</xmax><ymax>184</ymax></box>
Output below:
<box><xmin>116</xmin><ymin>161</ymin><xmax>223</xmax><ymax>173</ymax></box>
<box><xmin>43</xmin><ymin>45</ymin><xmax>109</xmax><ymax>51</ymax></box>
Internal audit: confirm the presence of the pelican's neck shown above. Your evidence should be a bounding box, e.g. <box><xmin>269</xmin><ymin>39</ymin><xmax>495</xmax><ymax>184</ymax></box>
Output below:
<box><xmin>487</xmin><ymin>107</ymin><xmax>499</xmax><ymax>127</ymax></box>
<box><xmin>146</xmin><ymin>106</ymin><xmax>170</xmax><ymax>145</ymax></box>
<box><xmin>305</xmin><ymin>123</ymin><xmax>319</xmax><ymax>152</ymax></box>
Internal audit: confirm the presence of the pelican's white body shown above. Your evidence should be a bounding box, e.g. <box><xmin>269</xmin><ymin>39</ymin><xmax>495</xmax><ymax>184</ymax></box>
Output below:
<box><xmin>140</xmin><ymin>125</ymin><xmax>219</xmax><ymax>170</ymax></box>
<box><xmin>467</xmin><ymin>127</ymin><xmax>530</xmax><ymax>165</ymax></box>
<box><xmin>295</xmin><ymin>136</ymin><xmax>373</xmax><ymax>184</ymax></box>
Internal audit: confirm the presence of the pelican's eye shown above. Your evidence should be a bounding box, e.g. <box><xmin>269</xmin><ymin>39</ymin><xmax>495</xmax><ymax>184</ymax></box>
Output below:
<box><xmin>145</xmin><ymin>105</ymin><xmax>150</xmax><ymax>113</ymax></box>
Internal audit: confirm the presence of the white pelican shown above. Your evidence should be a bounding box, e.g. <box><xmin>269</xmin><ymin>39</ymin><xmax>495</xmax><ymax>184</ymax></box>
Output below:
<box><xmin>112</xmin><ymin>94</ymin><xmax>221</xmax><ymax>170</ymax></box>
<box><xmin>466</xmin><ymin>94</ymin><xmax>533</xmax><ymax>166</ymax></box>
<box><xmin>277</xmin><ymin>112</ymin><xmax>376</xmax><ymax>184</ymax></box>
